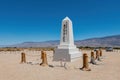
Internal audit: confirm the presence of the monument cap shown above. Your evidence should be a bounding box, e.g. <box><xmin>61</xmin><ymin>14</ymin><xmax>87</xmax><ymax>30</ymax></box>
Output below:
<box><xmin>63</xmin><ymin>16</ymin><xmax>71</xmax><ymax>21</ymax></box>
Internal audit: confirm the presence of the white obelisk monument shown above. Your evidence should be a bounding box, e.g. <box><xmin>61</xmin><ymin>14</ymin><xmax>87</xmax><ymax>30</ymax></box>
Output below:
<box><xmin>53</xmin><ymin>17</ymin><xmax>82</xmax><ymax>62</ymax></box>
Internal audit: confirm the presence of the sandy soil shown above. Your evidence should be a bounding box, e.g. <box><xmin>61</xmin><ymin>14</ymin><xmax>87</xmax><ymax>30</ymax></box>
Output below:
<box><xmin>0</xmin><ymin>50</ymin><xmax>120</xmax><ymax>80</ymax></box>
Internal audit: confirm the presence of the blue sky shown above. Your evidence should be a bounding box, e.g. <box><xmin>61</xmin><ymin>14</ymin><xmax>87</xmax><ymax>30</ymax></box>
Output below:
<box><xmin>0</xmin><ymin>0</ymin><xmax>120</xmax><ymax>45</ymax></box>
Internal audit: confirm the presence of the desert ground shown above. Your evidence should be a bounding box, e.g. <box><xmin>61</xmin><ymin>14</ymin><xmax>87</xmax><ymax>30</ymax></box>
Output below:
<box><xmin>0</xmin><ymin>49</ymin><xmax>120</xmax><ymax>80</ymax></box>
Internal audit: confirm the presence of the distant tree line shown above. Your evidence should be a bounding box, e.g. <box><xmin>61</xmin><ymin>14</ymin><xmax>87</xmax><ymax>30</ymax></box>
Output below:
<box><xmin>0</xmin><ymin>46</ymin><xmax>120</xmax><ymax>51</ymax></box>
<box><xmin>0</xmin><ymin>47</ymin><xmax>54</xmax><ymax>51</ymax></box>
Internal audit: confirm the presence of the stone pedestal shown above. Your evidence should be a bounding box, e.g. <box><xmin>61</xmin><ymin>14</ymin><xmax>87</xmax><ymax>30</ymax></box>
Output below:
<box><xmin>53</xmin><ymin>17</ymin><xmax>82</xmax><ymax>62</ymax></box>
<box><xmin>53</xmin><ymin>48</ymin><xmax>82</xmax><ymax>62</ymax></box>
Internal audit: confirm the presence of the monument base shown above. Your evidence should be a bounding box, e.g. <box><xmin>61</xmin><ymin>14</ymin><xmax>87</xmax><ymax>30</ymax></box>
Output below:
<box><xmin>53</xmin><ymin>48</ymin><xmax>82</xmax><ymax>62</ymax></box>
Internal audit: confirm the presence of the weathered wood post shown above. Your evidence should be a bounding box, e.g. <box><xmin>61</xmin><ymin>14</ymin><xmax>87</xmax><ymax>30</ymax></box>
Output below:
<box><xmin>41</xmin><ymin>51</ymin><xmax>44</xmax><ymax>59</ymax></box>
<box><xmin>40</xmin><ymin>51</ymin><xmax>48</xmax><ymax>66</ymax></box>
<box><xmin>96</xmin><ymin>50</ymin><xmax>101</xmax><ymax>61</ymax></box>
<box><xmin>90</xmin><ymin>51</ymin><xmax>96</xmax><ymax>65</ymax></box>
<box><xmin>21</xmin><ymin>52</ymin><xmax>26</xmax><ymax>63</ymax></box>
<box><xmin>100</xmin><ymin>49</ymin><xmax>102</xmax><ymax>57</ymax></box>
<box><xmin>80</xmin><ymin>53</ymin><xmax>91</xmax><ymax>71</ymax></box>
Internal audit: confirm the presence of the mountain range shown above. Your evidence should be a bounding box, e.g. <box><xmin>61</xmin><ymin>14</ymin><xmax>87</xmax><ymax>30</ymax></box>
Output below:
<box><xmin>1</xmin><ymin>35</ymin><xmax>120</xmax><ymax>48</ymax></box>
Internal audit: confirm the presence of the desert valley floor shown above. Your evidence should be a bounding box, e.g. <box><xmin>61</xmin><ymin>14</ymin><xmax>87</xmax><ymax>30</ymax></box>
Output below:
<box><xmin>0</xmin><ymin>50</ymin><xmax>120</xmax><ymax>80</ymax></box>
